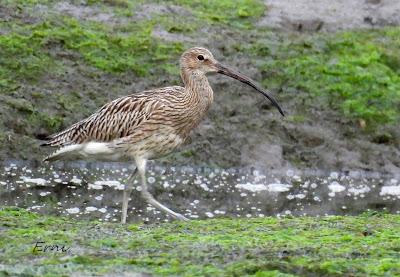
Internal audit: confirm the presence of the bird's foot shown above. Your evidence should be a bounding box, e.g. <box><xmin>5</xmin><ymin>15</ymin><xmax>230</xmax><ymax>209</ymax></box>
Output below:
<box><xmin>173</xmin><ymin>213</ymin><xmax>189</xmax><ymax>221</ymax></box>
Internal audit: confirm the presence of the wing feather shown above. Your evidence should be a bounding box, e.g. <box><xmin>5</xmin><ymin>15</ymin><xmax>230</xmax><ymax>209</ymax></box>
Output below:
<box><xmin>41</xmin><ymin>90</ymin><xmax>175</xmax><ymax>147</ymax></box>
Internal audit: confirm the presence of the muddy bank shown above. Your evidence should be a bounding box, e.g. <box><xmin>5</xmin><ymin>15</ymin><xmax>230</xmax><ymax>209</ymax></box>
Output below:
<box><xmin>261</xmin><ymin>0</ymin><xmax>400</xmax><ymax>32</ymax></box>
<box><xmin>0</xmin><ymin>0</ymin><xmax>399</xmax><ymax>176</ymax></box>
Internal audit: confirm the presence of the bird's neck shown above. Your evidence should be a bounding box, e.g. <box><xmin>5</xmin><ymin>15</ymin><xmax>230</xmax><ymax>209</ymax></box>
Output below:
<box><xmin>175</xmin><ymin>68</ymin><xmax>214</xmax><ymax>138</ymax></box>
<box><xmin>181</xmin><ymin>69</ymin><xmax>214</xmax><ymax>110</ymax></box>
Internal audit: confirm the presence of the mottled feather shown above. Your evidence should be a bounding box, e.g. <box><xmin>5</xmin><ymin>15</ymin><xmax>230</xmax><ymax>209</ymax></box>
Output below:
<box><xmin>42</xmin><ymin>87</ymin><xmax>186</xmax><ymax>147</ymax></box>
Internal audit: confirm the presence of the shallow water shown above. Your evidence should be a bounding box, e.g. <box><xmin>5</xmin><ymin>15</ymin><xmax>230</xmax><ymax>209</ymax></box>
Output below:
<box><xmin>1</xmin><ymin>161</ymin><xmax>399</xmax><ymax>223</ymax></box>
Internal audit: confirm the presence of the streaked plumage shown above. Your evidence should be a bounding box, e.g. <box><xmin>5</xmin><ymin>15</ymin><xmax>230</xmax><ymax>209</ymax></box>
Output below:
<box><xmin>42</xmin><ymin>47</ymin><xmax>284</xmax><ymax>223</ymax></box>
<box><xmin>43</xmin><ymin>87</ymin><xmax>203</xmax><ymax>162</ymax></box>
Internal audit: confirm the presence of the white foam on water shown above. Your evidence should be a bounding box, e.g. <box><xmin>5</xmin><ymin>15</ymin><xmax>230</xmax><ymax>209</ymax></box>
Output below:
<box><xmin>287</xmin><ymin>193</ymin><xmax>306</xmax><ymax>199</ymax></box>
<box><xmin>163</xmin><ymin>181</ymin><xmax>170</xmax><ymax>188</ymax></box>
<box><xmin>94</xmin><ymin>180</ymin><xmax>124</xmax><ymax>189</ymax></box>
<box><xmin>267</xmin><ymin>183</ymin><xmax>292</xmax><ymax>192</ymax></box>
<box><xmin>199</xmin><ymin>183</ymin><xmax>210</xmax><ymax>191</ymax></box>
<box><xmin>70</xmin><ymin>177</ymin><xmax>82</xmax><ymax>184</ymax></box>
<box><xmin>348</xmin><ymin>186</ymin><xmax>370</xmax><ymax>196</ymax></box>
<box><xmin>328</xmin><ymin>181</ymin><xmax>346</xmax><ymax>193</ymax></box>
<box><xmin>293</xmin><ymin>175</ymin><xmax>301</xmax><ymax>181</ymax></box>
<box><xmin>311</xmin><ymin>183</ymin><xmax>317</xmax><ymax>189</ymax></box>
<box><xmin>236</xmin><ymin>183</ymin><xmax>267</xmax><ymax>192</ymax></box>
<box><xmin>88</xmin><ymin>183</ymin><xmax>103</xmax><ymax>190</ymax></box>
<box><xmin>330</xmin><ymin>172</ymin><xmax>339</xmax><ymax>179</ymax></box>
<box><xmin>85</xmin><ymin>206</ymin><xmax>98</xmax><ymax>212</ymax></box>
<box><xmin>28</xmin><ymin>205</ymin><xmax>44</xmax><ymax>210</ymax></box>
<box><xmin>380</xmin><ymin>186</ymin><xmax>400</xmax><ymax>196</ymax></box>
<box><xmin>21</xmin><ymin>176</ymin><xmax>47</xmax><ymax>186</ymax></box>
<box><xmin>205</xmin><ymin>212</ymin><xmax>214</xmax><ymax>218</ymax></box>
<box><xmin>66</xmin><ymin>207</ymin><xmax>80</xmax><ymax>214</ymax></box>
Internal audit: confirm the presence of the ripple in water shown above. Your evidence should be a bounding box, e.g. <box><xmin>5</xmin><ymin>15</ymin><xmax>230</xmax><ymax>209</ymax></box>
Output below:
<box><xmin>0</xmin><ymin>161</ymin><xmax>399</xmax><ymax>223</ymax></box>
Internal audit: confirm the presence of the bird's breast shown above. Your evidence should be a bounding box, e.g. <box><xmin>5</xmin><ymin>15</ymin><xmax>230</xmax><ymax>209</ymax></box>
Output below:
<box><xmin>125</xmin><ymin>126</ymin><xmax>185</xmax><ymax>160</ymax></box>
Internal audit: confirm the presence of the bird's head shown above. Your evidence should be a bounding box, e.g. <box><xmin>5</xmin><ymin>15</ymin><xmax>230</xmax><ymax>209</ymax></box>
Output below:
<box><xmin>180</xmin><ymin>47</ymin><xmax>285</xmax><ymax>116</ymax></box>
<box><xmin>180</xmin><ymin>47</ymin><xmax>218</xmax><ymax>73</ymax></box>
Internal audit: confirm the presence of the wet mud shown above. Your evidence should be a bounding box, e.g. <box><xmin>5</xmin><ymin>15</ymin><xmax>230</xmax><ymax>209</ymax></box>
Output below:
<box><xmin>261</xmin><ymin>0</ymin><xmax>400</xmax><ymax>32</ymax></box>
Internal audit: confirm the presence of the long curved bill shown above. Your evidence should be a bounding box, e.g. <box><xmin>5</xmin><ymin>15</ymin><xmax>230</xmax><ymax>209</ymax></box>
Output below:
<box><xmin>215</xmin><ymin>63</ymin><xmax>285</xmax><ymax>116</ymax></box>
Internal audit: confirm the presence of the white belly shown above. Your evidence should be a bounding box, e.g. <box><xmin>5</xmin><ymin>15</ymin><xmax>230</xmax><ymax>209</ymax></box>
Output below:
<box><xmin>46</xmin><ymin>142</ymin><xmax>127</xmax><ymax>162</ymax></box>
<box><xmin>46</xmin><ymin>131</ymin><xmax>185</xmax><ymax>162</ymax></box>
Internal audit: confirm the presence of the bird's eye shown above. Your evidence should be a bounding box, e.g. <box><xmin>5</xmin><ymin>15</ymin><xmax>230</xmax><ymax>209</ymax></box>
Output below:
<box><xmin>197</xmin><ymin>55</ymin><xmax>204</xmax><ymax>61</ymax></box>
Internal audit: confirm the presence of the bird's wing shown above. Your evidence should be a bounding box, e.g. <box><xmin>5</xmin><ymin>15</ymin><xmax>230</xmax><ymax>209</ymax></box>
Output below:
<box><xmin>42</xmin><ymin>89</ymin><xmax>180</xmax><ymax>147</ymax></box>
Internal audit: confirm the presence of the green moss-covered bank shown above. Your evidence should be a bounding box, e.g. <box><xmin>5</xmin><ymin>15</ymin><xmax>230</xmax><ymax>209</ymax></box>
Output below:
<box><xmin>1</xmin><ymin>207</ymin><xmax>399</xmax><ymax>276</ymax></box>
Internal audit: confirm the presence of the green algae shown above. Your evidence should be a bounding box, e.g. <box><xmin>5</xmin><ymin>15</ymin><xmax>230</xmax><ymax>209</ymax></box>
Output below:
<box><xmin>0</xmin><ymin>28</ymin><xmax>54</xmax><ymax>92</ymax></box>
<box><xmin>0</xmin><ymin>17</ymin><xmax>183</xmax><ymax>89</ymax></box>
<box><xmin>251</xmin><ymin>28</ymin><xmax>400</xmax><ymax>127</ymax></box>
<box><xmin>33</xmin><ymin>18</ymin><xmax>183</xmax><ymax>74</ymax></box>
<box><xmin>163</xmin><ymin>0</ymin><xmax>266</xmax><ymax>29</ymax></box>
<box><xmin>1</xmin><ymin>207</ymin><xmax>399</xmax><ymax>276</ymax></box>
<box><xmin>0</xmin><ymin>4</ymin><xmax>184</xmax><ymax>143</ymax></box>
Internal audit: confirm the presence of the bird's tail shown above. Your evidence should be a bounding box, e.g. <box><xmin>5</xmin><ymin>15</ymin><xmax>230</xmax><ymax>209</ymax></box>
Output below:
<box><xmin>43</xmin><ymin>145</ymin><xmax>82</xmax><ymax>162</ymax></box>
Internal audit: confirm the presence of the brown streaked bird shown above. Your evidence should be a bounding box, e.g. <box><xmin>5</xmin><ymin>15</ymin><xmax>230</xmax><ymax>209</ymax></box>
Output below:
<box><xmin>42</xmin><ymin>47</ymin><xmax>285</xmax><ymax>223</ymax></box>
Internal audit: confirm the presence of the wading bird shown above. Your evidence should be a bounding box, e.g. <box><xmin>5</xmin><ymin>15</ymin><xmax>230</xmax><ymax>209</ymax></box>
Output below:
<box><xmin>42</xmin><ymin>47</ymin><xmax>284</xmax><ymax>223</ymax></box>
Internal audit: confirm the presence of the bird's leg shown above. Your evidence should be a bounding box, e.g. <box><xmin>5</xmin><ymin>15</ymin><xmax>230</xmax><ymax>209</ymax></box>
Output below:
<box><xmin>121</xmin><ymin>168</ymin><xmax>138</xmax><ymax>224</ymax></box>
<box><xmin>136</xmin><ymin>158</ymin><xmax>189</xmax><ymax>221</ymax></box>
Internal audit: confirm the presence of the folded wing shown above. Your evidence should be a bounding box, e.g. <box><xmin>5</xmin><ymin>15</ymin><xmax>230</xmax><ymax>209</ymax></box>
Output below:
<box><xmin>42</xmin><ymin>93</ymin><xmax>164</xmax><ymax>147</ymax></box>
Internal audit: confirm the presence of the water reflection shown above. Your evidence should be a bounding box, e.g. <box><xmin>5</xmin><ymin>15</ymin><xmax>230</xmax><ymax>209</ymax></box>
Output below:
<box><xmin>1</xmin><ymin>161</ymin><xmax>399</xmax><ymax>223</ymax></box>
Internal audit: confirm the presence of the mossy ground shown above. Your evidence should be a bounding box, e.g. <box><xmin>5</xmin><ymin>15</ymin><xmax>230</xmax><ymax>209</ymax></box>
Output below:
<box><xmin>253</xmin><ymin>29</ymin><xmax>400</xmax><ymax>127</ymax></box>
<box><xmin>1</xmin><ymin>207</ymin><xmax>399</xmax><ymax>276</ymax></box>
<box><xmin>0</xmin><ymin>0</ymin><xmax>268</xmax><ymax>161</ymax></box>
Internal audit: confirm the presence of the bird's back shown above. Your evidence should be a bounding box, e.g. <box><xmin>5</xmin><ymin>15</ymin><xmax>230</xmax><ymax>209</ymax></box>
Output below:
<box><xmin>43</xmin><ymin>86</ymin><xmax>185</xmax><ymax>146</ymax></box>
<box><xmin>42</xmin><ymin>86</ymin><xmax>195</xmax><ymax>161</ymax></box>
